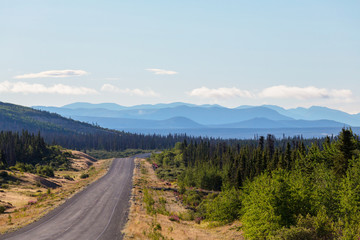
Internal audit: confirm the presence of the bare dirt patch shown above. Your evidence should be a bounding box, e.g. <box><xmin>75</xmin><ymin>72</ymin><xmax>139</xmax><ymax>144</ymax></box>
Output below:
<box><xmin>0</xmin><ymin>151</ymin><xmax>112</xmax><ymax>234</ymax></box>
<box><xmin>123</xmin><ymin>158</ymin><xmax>243</xmax><ymax>240</ymax></box>
<box><xmin>70</xmin><ymin>150</ymin><xmax>97</xmax><ymax>170</ymax></box>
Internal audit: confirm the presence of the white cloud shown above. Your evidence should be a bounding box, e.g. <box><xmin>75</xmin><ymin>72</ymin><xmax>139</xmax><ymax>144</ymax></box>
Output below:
<box><xmin>188</xmin><ymin>87</ymin><xmax>253</xmax><ymax>99</ymax></box>
<box><xmin>145</xmin><ymin>68</ymin><xmax>178</xmax><ymax>75</ymax></box>
<box><xmin>14</xmin><ymin>69</ymin><xmax>88</xmax><ymax>79</ymax></box>
<box><xmin>188</xmin><ymin>85</ymin><xmax>353</xmax><ymax>102</ymax></box>
<box><xmin>101</xmin><ymin>84</ymin><xmax>159</xmax><ymax>97</ymax></box>
<box><xmin>0</xmin><ymin>81</ymin><xmax>97</xmax><ymax>95</ymax></box>
<box><xmin>259</xmin><ymin>85</ymin><xmax>353</xmax><ymax>100</ymax></box>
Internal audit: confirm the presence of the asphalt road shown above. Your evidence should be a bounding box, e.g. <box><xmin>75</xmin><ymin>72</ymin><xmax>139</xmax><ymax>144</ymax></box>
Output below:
<box><xmin>1</xmin><ymin>154</ymin><xmax>150</xmax><ymax>240</ymax></box>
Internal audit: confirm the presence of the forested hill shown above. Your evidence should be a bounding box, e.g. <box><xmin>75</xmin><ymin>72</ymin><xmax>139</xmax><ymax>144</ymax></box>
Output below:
<box><xmin>0</xmin><ymin>101</ymin><xmax>106</xmax><ymax>135</ymax></box>
<box><xmin>0</xmin><ymin>101</ymin><xmax>207</xmax><ymax>151</ymax></box>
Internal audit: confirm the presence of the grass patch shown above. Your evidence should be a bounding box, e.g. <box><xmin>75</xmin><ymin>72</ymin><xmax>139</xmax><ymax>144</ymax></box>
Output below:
<box><xmin>144</xmin><ymin>188</ymin><xmax>156</xmax><ymax>215</ymax></box>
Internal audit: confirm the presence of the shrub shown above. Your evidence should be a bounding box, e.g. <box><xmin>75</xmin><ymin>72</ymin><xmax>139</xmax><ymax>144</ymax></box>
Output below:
<box><xmin>182</xmin><ymin>190</ymin><xmax>203</xmax><ymax>208</ymax></box>
<box><xmin>63</xmin><ymin>174</ymin><xmax>74</xmax><ymax>181</ymax></box>
<box><xmin>204</xmin><ymin>188</ymin><xmax>242</xmax><ymax>223</ymax></box>
<box><xmin>241</xmin><ymin>170</ymin><xmax>303</xmax><ymax>239</ymax></box>
<box><xmin>0</xmin><ymin>205</ymin><xmax>6</xmax><ymax>214</ymax></box>
<box><xmin>36</xmin><ymin>165</ymin><xmax>54</xmax><ymax>177</ymax></box>
<box><xmin>179</xmin><ymin>210</ymin><xmax>195</xmax><ymax>221</ymax></box>
<box><xmin>271</xmin><ymin>211</ymin><xmax>338</xmax><ymax>240</ymax></box>
<box><xmin>169</xmin><ymin>215</ymin><xmax>180</xmax><ymax>222</ymax></box>
<box><xmin>195</xmin><ymin>216</ymin><xmax>203</xmax><ymax>224</ymax></box>
<box><xmin>0</xmin><ymin>171</ymin><xmax>8</xmax><ymax>178</ymax></box>
<box><xmin>28</xmin><ymin>200</ymin><xmax>37</xmax><ymax>205</ymax></box>
<box><xmin>80</xmin><ymin>173</ymin><xmax>89</xmax><ymax>179</ymax></box>
<box><xmin>270</xmin><ymin>226</ymin><xmax>317</xmax><ymax>240</ymax></box>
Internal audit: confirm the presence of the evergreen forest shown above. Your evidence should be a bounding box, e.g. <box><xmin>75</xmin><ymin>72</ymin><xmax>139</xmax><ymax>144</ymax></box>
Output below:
<box><xmin>152</xmin><ymin>128</ymin><xmax>360</xmax><ymax>239</ymax></box>
<box><xmin>0</xmin><ymin>131</ymin><xmax>72</xmax><ymax>177</ymax></box>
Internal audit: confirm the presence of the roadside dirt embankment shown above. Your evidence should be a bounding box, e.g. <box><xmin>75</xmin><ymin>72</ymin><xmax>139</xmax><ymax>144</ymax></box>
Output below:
<box><xmin>0</xmin><ymin>151</ymin><xmax>112</xmax><ymax>234</ymax></box>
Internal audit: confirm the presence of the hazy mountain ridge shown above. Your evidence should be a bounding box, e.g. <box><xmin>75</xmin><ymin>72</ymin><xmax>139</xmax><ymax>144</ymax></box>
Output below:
<box><xmin>73</xmin><ymin>116</ymin><xmax>205</xmax><ymax>129</ymax></box>
<box><xmin>213</xmin><ymin>118</ymin><xmax>348</xmax><ymax>129</ymax></box>
<box><xmin>34</xmin><ymin>104</ymin><xmax>292</xmax><ymax>125</ymax></box>
<box><xmin>262</xmin><ymin>105</ymin><xmax>360</xmax><ymax>126</ymax></box>
<box><xmin>33</xmin><ymin>102</ymin><xmax>359</xmax><ymax>129</ymax></box>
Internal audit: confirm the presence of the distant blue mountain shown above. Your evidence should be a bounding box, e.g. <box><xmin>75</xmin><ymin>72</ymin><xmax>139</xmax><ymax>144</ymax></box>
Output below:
<box><xmin>214</xmin><ymin>118</ymin><xmax>348</xmax><ymax>128</ymax></box>
<box><xmin>124</xmin><ymin>102</ymin><xmax>222</xmax><ymax>110</ymax></box>
<box><xmin>212</xmin><ymin>117</ymin><xmax>283</xmax><ymax>128</ymax></box>
<box><xmin>62</xmin><ymin>102</ymin><xmax>126</xmax><ymax>111</ymax></box>
<box><xmin>59</xmin><ymin>102</ymin><xmax>222</xmax><ymax>111</ymax></box>
<box><xmin>73</xmin><ymin>116</ymin><xmax>204</xmax><ymax>129</ymax></box>
<box><xmin>33</xmin><ymin>102</ymin><xmax>360</xmax><ymax>129</ymax></box>
<box><xmin>288</xmin><ymin>106</ymin><xmax>360</xmax><ymax>125</ymax></box>
<box><xmin>261</xmin><ymin>105</ymin><xmax>360</xmax><ymax>126</ymax></box>
<box><xmin>34</xmin><ymin>105</ymin><xmax>292</xmax><ymax>125</ymax></box>
<box><xmin>33</xmin><ymin>106</ymin><xmax>122</xmax><ymax>118</ymax></box>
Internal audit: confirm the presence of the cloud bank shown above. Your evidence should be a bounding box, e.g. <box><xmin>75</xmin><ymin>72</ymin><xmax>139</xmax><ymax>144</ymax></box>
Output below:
<box><xmin>259</xmin><ymin>85</ymin><xmax>352</xmax><ymax>100</ymax></box>
<box><xmin>101</xmin><ymin>84</ymin><xmax>159</xmax><ymax>97</ymax></box>
<box><xmin>145</xmin><ymin>68</ymin><xmax>178</xmax><ymax>75</ymax></box>
<box><xmin>189</xmin><ymin>85</ymin><xmax>352</xmax><ymax>101</ymax></box>
<box><xmin>189</xmin><ymin>87</ymin><xmax>253</xmax><ymax>99</ymax></box>
<box><xmin>0</xmin><ymin>81</ymin><xmax>97</xmax><ymax>95</ymax></box>
<box><xmin>14</xmin><ymin>70</ymin><xmax>88</xmax><ymax>79</ymax></box>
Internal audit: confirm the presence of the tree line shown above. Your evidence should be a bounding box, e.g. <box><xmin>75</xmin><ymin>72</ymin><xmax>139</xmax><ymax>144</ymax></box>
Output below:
<box><xmin>0</xmin><ymin>130</ymin><xmax>72</xmax><ymax>176</ymax></box>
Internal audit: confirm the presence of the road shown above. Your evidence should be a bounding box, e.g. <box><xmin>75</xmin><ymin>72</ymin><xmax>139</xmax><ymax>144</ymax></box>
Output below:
<box><xmin>1</xmin><ymin>154</ymin><xmax>149</xmax><ymax>240</ymax></box>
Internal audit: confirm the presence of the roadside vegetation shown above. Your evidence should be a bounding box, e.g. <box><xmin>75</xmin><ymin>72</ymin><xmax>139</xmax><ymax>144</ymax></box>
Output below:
<box><xmin>149</xmin><ymin>128</ymin><xmax>360</xmax><ymax>239</ymax></box>
<box><xmin>123</xmin><ymin>157</ymin><xmax>243</xmax><ymax>240</ymax></box>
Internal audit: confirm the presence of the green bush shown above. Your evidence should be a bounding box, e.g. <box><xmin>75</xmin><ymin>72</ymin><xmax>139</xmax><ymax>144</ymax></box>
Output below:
<box><xmin>0</xmin><ymin>205</ymin><xmax>6</xmax><ymax>214</ymax></box>
<box><xmin>270</xmin><ymin>226</ymin><xmax>317</xmax><ymax>240</ymax></box>
<box><xmin>241</xmin><ymin>170</ymin><xmax>308</xmax><ymax>239</ymax></box>
<box><xmin>36</xmin><ymin>165</ymin><xmax>54</xmax><ymax>177</ymax></box>
<box><xmin>271</xmin><ymin>211</ymin><xmax>338</xmax><ymax>240</ymax></box>
<box><xmin>80</xmin><ymin>173</ymin><xmax>89</xmax><ymax>179</ymax></box>
<box><xmin>204</xmin><ymin>188</ymin><xmax>242</xmax><ymax>223</ymax></box>
<box><xmin>0</xmin><ymin>171</ymin><xmax>8</xmax><ymax>178</ymax></box>
<box><xmin>182</xmin><ymin>190</ymin><xmax>203</xmax><ymax>208</ymax></box>
<box><xmin>179</xmin><ymin>210</ymin><xmax>195</xmax><ymax>221</ymax></box>
<box><xmin>63</xmin><ymin>174</ymin><xmax>74</xmax><ymax>181</ymax></box>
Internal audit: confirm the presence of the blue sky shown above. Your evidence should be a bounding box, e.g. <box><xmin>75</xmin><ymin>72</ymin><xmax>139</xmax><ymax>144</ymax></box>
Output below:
<box><xmin>1</xmin><ymin>1</ymin><xmax>359</xmax><ymax>112</ymax></box>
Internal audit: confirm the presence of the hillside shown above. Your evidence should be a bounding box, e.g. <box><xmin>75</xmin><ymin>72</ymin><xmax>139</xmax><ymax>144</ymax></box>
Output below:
<box><xmin>0</xmin><ymin>101</ymin><xmax>105</xmax><ymax>135</ymax></box>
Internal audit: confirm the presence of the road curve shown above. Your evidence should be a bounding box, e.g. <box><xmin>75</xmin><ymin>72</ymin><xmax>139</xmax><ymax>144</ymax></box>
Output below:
<box><xmin>1</xmin><ymin>154</ymin><xmax>149</xmax><ymax>240</ymax></box>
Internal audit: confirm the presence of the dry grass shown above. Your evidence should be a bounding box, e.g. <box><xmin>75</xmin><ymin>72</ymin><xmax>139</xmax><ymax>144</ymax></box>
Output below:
<box><xmin>0</xmin><ymin>151</ymin><xmax>112</xmax><ymax>234</ymax></box>
<box><xmin>123</xmin><ymin>158</ymin><xmax>244</xmax><ymax>240</ymax></box>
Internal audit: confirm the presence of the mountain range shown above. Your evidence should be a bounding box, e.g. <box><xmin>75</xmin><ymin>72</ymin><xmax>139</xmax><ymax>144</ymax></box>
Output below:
<box><xmin>32</xmin><ymin>102</ymin><xmax>357</xmax><ymax>130</ymax></box>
